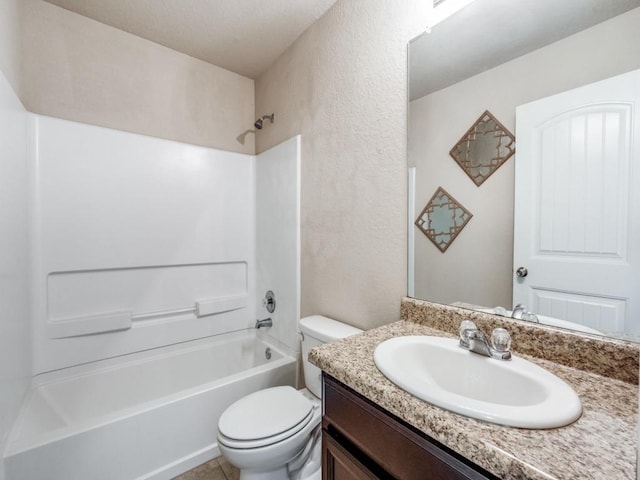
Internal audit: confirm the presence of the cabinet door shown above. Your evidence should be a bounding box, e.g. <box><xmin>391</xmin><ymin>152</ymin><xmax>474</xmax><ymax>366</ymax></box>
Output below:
<box><xmin>323</xmin><ymin>375</ymin><xmax>497</xmax><ymax>480</ymax></box>
<box><xmin>323</xmin><ymin>434</ymin><xmax>379</xmax><ymax>480</ymax></box>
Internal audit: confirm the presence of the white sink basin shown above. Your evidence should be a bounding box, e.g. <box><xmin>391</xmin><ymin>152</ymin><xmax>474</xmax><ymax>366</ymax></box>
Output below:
<box><xmin>373</xmin><ymin>336</ymin><xmax>582</xmax><ymax>429</ymax></box>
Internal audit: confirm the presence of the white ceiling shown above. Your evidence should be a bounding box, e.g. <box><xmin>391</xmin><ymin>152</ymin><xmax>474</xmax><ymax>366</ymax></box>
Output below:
<box><xmin>410</xmin><ymin>0</ymin><xmax>640</xmax><ymax>100</ymax></box>
<box><xmin>43</xmin><ymin>0</ymin><xmax>339</xmax><ymax>79</ymax></box>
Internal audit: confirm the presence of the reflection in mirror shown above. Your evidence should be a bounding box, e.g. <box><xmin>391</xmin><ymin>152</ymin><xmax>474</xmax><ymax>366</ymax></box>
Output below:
<box><xmin>415</xmin><ymin>187</ymin><xmax>472</xmax><ymax>252</ymax></box>
<box><xmin>449</xmin><ymin>110</ymin><xmax>515</xmax><ymax>186</ymax></box>
<box><xmin>407</xmin><ymin>0</ymin><xmax>640</xmax><ymax>341</ymax></box>
<box><xmin>474</xmin><ymin>306</ymin><xmax>604</xmax><ymax>336</ymax></box>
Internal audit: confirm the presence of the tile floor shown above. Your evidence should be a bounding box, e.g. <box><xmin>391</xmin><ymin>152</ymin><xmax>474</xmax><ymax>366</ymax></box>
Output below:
<box><xmin>172</xmin><ymin>456</ymin><xmax>239</xmax><ymax>480</ymax></box>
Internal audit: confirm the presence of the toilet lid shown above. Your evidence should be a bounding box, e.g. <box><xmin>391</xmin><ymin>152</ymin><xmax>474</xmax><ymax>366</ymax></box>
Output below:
<box><xmin>218</xmin><ymin>386</ymin><xmax>313</xmax><ymax>441</ymax></box>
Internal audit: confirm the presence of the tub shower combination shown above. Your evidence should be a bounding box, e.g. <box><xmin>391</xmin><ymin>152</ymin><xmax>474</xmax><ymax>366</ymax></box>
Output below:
<box><xmin>4</xmin><ymin>115</ymin><xmax>301</xmax><ymax>480</ymax></box>
<box><xmin>5</xmin><ymin>331</ymin><xmax>295</xmax><ymax>480</ymax></box>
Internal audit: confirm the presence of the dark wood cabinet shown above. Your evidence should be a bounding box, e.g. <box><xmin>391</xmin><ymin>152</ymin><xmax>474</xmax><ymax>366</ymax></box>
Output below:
<box><xmin>323</xmin><ymin>434</ymin><xmax>379</xmax><ymax>480</ymax></box>
<box><xmin>322</xmin><ymin>374</ymin><xmax>498</xmax><ymax>480</ymax></box>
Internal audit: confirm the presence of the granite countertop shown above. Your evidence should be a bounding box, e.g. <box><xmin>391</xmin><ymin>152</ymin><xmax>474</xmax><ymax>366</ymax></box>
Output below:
<box><xmin>309</xmin><ymin>318</ymin><xmax>638</xmax><ymax>480</ymax></box>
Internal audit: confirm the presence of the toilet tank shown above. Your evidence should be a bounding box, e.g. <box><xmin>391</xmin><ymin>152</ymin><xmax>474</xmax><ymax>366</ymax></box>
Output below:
<box><xmin>299</xmin><ymin>315</ymin><xmax>362</xmax><ymax>398</ymax></box>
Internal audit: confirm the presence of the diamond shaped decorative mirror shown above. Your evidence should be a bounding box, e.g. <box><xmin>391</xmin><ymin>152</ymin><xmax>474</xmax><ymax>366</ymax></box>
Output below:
<box><xmin>450</xmin><ymin>110</ymin><xmax>515</xmax><ymax>186</ymax></box>
<box><xmin>415</xmin><ymin>187</ymin><xmax>473</xmax><ymax>253</ymax></box>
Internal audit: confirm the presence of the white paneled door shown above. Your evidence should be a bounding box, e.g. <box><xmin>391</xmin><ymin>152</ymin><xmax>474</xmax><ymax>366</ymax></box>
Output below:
<box><xmin>513</xmin><ymin>69</ymin><xmax>640</xmax><ymax>337</ymax></box>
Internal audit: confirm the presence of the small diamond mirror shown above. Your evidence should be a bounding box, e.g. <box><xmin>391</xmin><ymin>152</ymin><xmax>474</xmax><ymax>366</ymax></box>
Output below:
<box><xmin>415</xmin><ymin>187</ymin><xmax>472</xmax><ymax>253</ymax></box>
<box><xmin>450</xmin><ymin>110</ymin><xmax>515</xmax><ymax>186</ymax></box>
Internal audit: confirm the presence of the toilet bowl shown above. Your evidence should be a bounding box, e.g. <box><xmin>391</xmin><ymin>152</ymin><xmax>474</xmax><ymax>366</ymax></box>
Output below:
<box><xmin>217</xmin><ymin>315</ymin><xmax>362</xmax><ymax>480</ymax></box>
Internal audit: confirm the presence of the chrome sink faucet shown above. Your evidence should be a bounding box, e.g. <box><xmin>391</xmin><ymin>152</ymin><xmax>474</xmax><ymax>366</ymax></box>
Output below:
<box><xmin>511</xmin><ymin>304</ymin><xmax>539</xmax><ymax>323</ymax></box>
<box><xmin>511</xmin><ymin>304</ymin><xmax>526</xmax><ymax>319</ymax></box>
<box><xmin>459</xmin><ymin>320</ymin><xmax>512</xmax><ymax>360</ymax></box>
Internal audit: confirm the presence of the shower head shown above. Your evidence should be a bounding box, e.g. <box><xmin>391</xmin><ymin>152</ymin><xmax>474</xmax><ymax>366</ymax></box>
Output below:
<box><xmin>254</xmin><ymin>113</ymin><xmax>275</xmax><ymax>130</ymax></box>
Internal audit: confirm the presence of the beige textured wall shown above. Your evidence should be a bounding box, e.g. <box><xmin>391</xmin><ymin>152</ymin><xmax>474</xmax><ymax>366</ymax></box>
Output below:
<box><xmin>0</xmin><ymin>0</ymin><xmax>22</xmax><ymax>94</ymax></box>
<box><xmin>409</xmin><ymin>7</ymin><xmax>640</xmax><ymax>309</ymax></box>
<box><xmin>255</xmin><ymin>1</ymin><xmax>426</xmax><ymax>330</ymax></box>
<box><xmin>22</xmin><ymin>0</ymin><xmax>255</xmax><ymax>154</ymax></box>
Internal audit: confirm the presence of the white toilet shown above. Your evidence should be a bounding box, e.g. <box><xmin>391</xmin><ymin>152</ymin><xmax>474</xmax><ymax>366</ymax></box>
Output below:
<box><xmin>217</xmin><ymin>315</ymin><xmax>362</xmax><ymax>480</ymax></box>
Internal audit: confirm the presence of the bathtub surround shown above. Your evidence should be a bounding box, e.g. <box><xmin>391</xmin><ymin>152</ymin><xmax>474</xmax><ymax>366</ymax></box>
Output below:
<box><xmin>0</xmin><ymin>4</ymin><xmax>29</xmax><ymax>480</ymax></box>
<box><xmin>255</xmin><ymin>136</ymin><xmax>301</xmax><ymax>357</ymax></box>
<box><xmin>30</xmin><ymin>119</ymin><xmax>301</xmax><ymax>369</ymax></box>
<box><xmin>0</xmin><ymin>72</ymin><xmax>30</xmax><ymax>480</ymax></box>
<box><xmin>310</xmin><ymin>298</ymin><xmax>639</xmax><ymax>479</ymax></box>
<box><xmin>0</xmin><ymin>0</ymin><xmax>27</xmax><ymax>446</ymax></box>
<box><xmin>29</xmin><ymin>115</ymin><xmax>257</xmax><ymax>373</ymax></box>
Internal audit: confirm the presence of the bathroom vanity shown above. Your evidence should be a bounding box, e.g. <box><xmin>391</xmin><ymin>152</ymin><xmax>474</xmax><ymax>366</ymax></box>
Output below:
<box><xmin>322</xmin><ymin>375</ymin><xmax>496</xmax><ymax>479</ymax></box>
<box><xmin>311</xmin><ymin>298</ymin><xmax>639</xmax><ymax>480</ymax></box>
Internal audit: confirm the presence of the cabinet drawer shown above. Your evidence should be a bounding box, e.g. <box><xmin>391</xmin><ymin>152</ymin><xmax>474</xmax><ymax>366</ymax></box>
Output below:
<box><xmin>323</xmin><ymin>375</ymin><xmax>496</xmax><ymax>480</ymax></box>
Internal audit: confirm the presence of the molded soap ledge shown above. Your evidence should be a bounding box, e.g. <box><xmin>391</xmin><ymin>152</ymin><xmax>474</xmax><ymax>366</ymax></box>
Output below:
<box><xmin>195</xmin><ymin>294</ymin><xmax>248</xmax><ymax>317</ymax></box>
<box><xmin>48</xmin><ymin>311</ymin><xmax>132</xmax><ymax>339</ymax></box>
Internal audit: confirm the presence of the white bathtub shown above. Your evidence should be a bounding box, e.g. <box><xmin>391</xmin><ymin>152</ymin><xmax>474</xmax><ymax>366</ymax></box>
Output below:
<box><xmin>4</xmin><ymin>330</ymin><xmax>296</xmax><ymax>480</ymax></box>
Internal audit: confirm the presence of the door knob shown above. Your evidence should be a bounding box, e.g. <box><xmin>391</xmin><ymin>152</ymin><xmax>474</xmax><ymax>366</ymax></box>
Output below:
<box><xmin>516</xmin><ymin>267</ymin><xmax>528</xmax><ymax>278</ymax></box>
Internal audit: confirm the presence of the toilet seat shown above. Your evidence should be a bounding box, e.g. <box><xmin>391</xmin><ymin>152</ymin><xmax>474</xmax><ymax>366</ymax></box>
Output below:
<box><xmin>218</xmin><ymin>386</ymin><xmax>314</xmax><ymax>449</ymax></box>
<box><xmin>218</xmin><ymin>408</ymin><xmax>315</xmax><ymax>449</ymax></box>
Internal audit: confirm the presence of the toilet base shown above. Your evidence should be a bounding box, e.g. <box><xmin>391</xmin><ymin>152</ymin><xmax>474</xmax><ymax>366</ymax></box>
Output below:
<box><xmin>232</xmin><ymin>433</ymin><xmax>321</xmax><ymax>480</ymax></box>
<box><xmin>289</xmin><ymin>439</ymin><xmax>321</xmax><ymax>480</ymax></box>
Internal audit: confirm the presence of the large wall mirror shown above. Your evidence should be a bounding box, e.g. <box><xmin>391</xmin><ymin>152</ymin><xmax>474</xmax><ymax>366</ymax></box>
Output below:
<box><xmin>408</xmin><ymin>0</ymin><xmax>640</xmax><ymax>341</ymax></box>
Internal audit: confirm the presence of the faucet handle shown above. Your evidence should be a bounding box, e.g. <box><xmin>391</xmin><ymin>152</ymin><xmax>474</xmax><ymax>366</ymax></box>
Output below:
<box><xmin>459</xmin><ymin>320</ymin><xmax>477</xmax><ymax>340</ymax></box>
<box><xmin>491</xmin><ymin>328</ymin><xmax>512</xmax><ymax>352</ymax></box>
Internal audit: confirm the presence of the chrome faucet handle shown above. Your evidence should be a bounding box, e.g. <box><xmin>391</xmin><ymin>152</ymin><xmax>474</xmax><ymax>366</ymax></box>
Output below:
<box><xmin>459</xmin><ymin>320</ymin><xmax>477</xmax><ymax>343</ymax></box>
<box><xmin>491</xmin><ymin>328</ymin><xmax>512</xmax><ymax>353</ymax></box>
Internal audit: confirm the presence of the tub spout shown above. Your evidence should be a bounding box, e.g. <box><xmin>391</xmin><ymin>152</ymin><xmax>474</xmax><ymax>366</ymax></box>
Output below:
<box><xmin>255</xmin><ymin>318</ymin><xmax>273</xmax><ymax>329</ymax></box>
